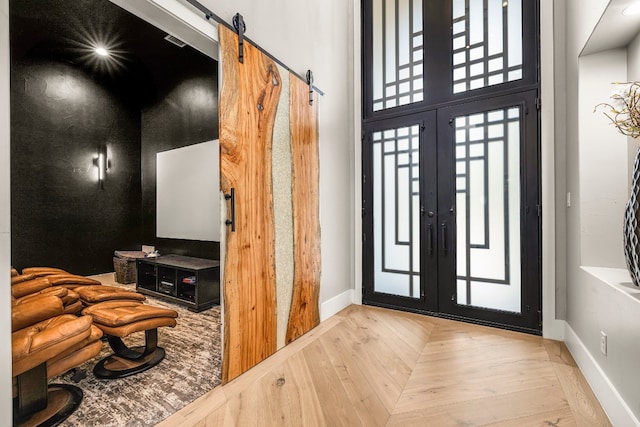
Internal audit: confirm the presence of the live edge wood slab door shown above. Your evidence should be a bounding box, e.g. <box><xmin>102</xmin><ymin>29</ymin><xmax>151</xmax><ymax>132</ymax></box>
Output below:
<box><xmin>219</xmin><ymin>26</ymin><xmax>321</xmax><ymax>383</ymax></box>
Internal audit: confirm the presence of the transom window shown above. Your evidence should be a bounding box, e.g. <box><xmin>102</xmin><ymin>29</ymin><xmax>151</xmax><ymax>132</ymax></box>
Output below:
<box><xmin>363</xmin><ymin>0</ymin><xmax>537</xmax><ymax>116</ymax></box>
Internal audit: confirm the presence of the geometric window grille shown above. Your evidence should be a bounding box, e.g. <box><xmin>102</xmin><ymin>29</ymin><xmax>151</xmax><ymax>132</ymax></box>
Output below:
<box><xmin>452</xmin><ymin>0</ymin><xmax>523</xmax><ymax>94</ymax></box>
<box><xmin>372</xmin><ymin>0</ymin><xmax>424</xmax><ymax>111</ymax></box>
<box><xmin>372</xmin><ymin>125</ymin><xmax>421</xmax><ymax>298</ymax></box>
<box><xmin>454</xmin><ymin>107</ymin><xmax>522</xmax><ymax>313</ymax></box>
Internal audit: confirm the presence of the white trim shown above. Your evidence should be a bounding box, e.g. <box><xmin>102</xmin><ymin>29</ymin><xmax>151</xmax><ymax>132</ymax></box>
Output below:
<box><xmin>565</xmin><ymin>323</ymin><xmax>640</xmax><ymax>427</ymax></box>
<box><xmin>150</xmin><ymin>0</ymin><xmax>218</xmax><ymax>40</ymax></box>
<box><xmin>321</xmin><ymin>289</ymin><xmax>355</xmax><ymax>322</ymax></box>
<box><xmin>544</xmin><ymin>318</ymin><xmax>565</xmax><ymax>341</ymax></box>
<box><xmin>108</xmin><ymin>0</ymin><xmax>218</xmax><ymax>59</ymax></box>
<box><xmin>540</xmin><ymin>0</ymin><xmax>563</xmax><ymax>341</ymax></box>
<box><xmin>1</xmin><ymin>0</ymin><xmax>12</xmax><ymax>421</ymax></box>
<box><xmin>353</xmin><ymin>0</ymin><xmax>363</xmax><ymax>306</ymax></box>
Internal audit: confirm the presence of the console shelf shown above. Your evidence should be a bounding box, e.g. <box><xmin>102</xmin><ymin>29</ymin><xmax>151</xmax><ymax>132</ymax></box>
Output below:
<box><xmin>136</xmin><ymin>254</ymin><xmax>220</xmax><ymax>312</ymax></box>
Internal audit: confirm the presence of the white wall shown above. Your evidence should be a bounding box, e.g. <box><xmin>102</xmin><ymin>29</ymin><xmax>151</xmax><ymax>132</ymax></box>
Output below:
<box><xmin>201</xmin><ymin>0</ymin><xmax>355</xmax><ymax>306</ymax></box>
<box><xmin>578</xmin><ymin>50</ymin><xmax>628</xmax><ymax>268</ymax></box>
<box><xmin>561</xmin><ymin>0</ymin><xmax>640</xmax><ymax>423</ymax></box>
<box><xmin>0</xmin><ymin>0</ymin><xmax>11</xmax><ymax>423</ymax></box>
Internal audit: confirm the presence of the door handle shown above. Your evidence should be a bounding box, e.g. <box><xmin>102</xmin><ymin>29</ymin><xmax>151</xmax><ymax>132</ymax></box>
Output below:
<box><xmin>427</xmin><ymin>224</ymin><xmax>433</xmax><ymax>255</ymax></box>
<box><xmin>225</xmin><ymin>188</ymin><xmax>236</xmax><ymax>232</ymax></box>
<box><xmin>441</xmin><ymin>222</ymin><xmax>447</xmax><ymax>254</ymax></box>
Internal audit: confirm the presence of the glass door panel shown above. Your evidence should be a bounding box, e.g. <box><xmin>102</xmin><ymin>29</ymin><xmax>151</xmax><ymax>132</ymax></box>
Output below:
<box><xmin>454</xmin><ymin>106</ymin><xmax>522</xmax><ymax>313</ymax></box>
<box><xmin>452</xmin><ymin>0</ymin><xmax>523</xmax><ymax>94</ymax></box>
<box><xmin>372</xmin><ymin>125</ymin><xmax>421</xmax><ymax>298</ymax></box>
<box><xmin>437</xmin><ymin>91</ymin><xmax>540</xmax><ymax>332</ymax></box>
<box><xmin>372</xmin><ymin>0</ymin><xmax>424</xmax><ymax>111</ymax></box>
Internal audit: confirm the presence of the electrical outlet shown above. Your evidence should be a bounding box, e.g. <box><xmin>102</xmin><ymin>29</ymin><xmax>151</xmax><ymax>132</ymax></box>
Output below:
<box><xmin>600</xmin><ymin>331</ymin><xmax>607</xmax><ymax>356</ymax></box>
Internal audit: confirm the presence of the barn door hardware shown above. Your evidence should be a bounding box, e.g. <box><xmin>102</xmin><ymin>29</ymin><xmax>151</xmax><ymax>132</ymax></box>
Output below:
<box><xmin>232</xmin><ymin>13</ymin><xmax>246</xmax><ymax>63</ymax></box>
<box><xmin>225</xmin><ymin>188</ymin><xmax>236</xmax><ymax>232</ymax></box>
<box><xmin>306</xmin><ymin>70</ymin><xmax>314</xmax><ymax>106</ymax></box>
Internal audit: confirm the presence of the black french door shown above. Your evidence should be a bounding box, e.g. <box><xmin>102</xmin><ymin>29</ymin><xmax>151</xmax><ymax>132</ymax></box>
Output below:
<box><xmin>362</xmin><ymin>111</ymin><xmax>438</xmax><ymax>313</ymax></box>
<box><xmin>363</xmin><ymin>92</ymin><xmax>541</xmax><ymax>334</ymax></box>
<box><xmin>438</xmin><ymin>92</ymin><xmax>540</xmax><ymax>331</ymax></box>
<box><xmin>361</xmin><ymin>0</ymin><xmax>541</xmax><ymax>333</ymax></box>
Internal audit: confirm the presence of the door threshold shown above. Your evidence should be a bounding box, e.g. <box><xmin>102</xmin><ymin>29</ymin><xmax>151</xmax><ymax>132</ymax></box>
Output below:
<box><xmin>363</xmin><ymin>300</ymin><xmax>542</xmax><ymax>336</ymax></box>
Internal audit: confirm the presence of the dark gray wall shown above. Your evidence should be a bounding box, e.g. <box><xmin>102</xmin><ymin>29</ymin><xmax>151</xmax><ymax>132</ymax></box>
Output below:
<box><xmin>10</xmin><ymin>0</ymin><xmax>220</xmax><ymax>274</ymax></box>
<box><xmin>141</xmin><ymin>60</ymin><xmax>219</xmax><ymax>260</ymax></box>
<box><xmin>10</xmin><ymin>59</ymin><xmax>143</xmax><ymax>274</ymax></box>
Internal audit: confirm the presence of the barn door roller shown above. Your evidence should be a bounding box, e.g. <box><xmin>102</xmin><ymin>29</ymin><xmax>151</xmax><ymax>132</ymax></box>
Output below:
<box><xmin>232</xmin><ymin>13</ymin><xmax>246</xmax><ymax>63</ymax></box>
<box><xmin>306</xmin><ymin>70</ymin><xmax>314</xmax><ymax>106</ymax></box>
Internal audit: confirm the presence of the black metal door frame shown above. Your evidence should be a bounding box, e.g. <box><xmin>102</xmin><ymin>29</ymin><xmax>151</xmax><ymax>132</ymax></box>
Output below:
<box><xmin>361</xmin><ymin>0</ymin><xmax>541</xmax><ymax>334</ymax></box>
<box><xmin>362</xmin><ymin>111</ymin><xmax>438</xmax><ymax>313</ymax></box>
<box><xmin>362</xmin><ymin>91</ymin><xmax>541</xmax><ymax>334</ymax></box>
<box><xmin>436</xmin><ymin>91</ymin><xmax>541</xmax><ymax>333</ymax></box>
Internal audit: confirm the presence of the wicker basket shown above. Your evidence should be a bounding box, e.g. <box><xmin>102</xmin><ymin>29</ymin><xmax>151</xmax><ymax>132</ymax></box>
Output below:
<box><xmin>113</xmin><ymin>250</ymin><xmax>146</xmax><ymax>284</ymax></box>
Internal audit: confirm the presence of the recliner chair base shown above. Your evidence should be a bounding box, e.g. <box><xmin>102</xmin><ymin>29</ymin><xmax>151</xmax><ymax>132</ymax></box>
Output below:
<box><xmin>14</xmin><ymin>383</ymin><xmax>83</xmax><ymax>427</ymax></box>
<box><xmin>93</xmin><ymin>329</ymin><xmax>166</xmax><ymax>379</ymax></box>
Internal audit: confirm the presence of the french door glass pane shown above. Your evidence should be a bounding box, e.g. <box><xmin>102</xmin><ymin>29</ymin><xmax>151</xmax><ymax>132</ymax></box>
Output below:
<box><xmin>454</xmin><ymin>107</ymin><xmax>521</xmax><ymax>313</ymax></box>
<box><xmin>373</xmin><ymin>125</ymin><xmax>421</xmax><ymax>298</ymax></box>
<box><xmin>372</xmin><ymin>0</ymin><xmax>424</xmax><ymax>111</ymax></box>
<box><xmin>452</xmin><ymin>0</ymin><xmax>523</xmax><ymax>94</ymax></box>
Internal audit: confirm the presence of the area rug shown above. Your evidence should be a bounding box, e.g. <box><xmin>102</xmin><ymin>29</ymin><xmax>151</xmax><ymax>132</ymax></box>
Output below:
<box><xmin>53</xmin><ymin>274</ymin><xmax>222</xmax><ymax>427</ymax></box>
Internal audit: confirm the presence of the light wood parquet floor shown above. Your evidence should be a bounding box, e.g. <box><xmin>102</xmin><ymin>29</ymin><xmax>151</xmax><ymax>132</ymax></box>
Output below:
<box><xmin>157</xmin><ymin>304</ymin><xmax>611</xmax><ymax>426</ymax></box>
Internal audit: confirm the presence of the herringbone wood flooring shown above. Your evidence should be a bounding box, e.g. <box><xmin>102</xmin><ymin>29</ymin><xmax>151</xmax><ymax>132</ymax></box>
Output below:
<box><xmin>157</xmin><ymin>305</ymin><xmax>610</xmax><ymax>426</ymax></box>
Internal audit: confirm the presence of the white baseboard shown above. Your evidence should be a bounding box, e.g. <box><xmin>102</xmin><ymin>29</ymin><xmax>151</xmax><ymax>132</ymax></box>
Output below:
<box><xmin>320</xmin><ymin>289</ymin><xmax>354</xmax><ymax>322</ymax></box>
<box><xmin>564</xmin><ymin>324</ymin><xmax>640</xmax><ymax>426</ymax></box>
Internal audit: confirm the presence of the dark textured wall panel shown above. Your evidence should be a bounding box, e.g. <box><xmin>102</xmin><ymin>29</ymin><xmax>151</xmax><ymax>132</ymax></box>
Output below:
<box><xmin>141</xmin><ymin>62</ymin><xmax>220</xmax><ymax>260</ymax></box>
<box><xmin>10</xmin><ymin>59</ymin><xmax>142</xmax><ymax>275</ymax></box>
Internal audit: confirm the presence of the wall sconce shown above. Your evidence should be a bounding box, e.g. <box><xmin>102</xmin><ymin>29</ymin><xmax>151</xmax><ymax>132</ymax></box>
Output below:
<box><xmin>94</xmin><ymin>145</ymin><xmax>110</xmax><ymax>189</ymax></box>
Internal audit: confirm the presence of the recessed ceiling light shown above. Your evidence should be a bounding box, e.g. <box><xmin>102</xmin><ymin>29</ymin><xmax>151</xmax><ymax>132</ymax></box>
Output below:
<box><xmin>95</xmin><ymin>47</ymin><xmax>109</xmax><ymax>57</ymax></box>
<box><xmin>623</xmin><ymin>3</ymin><xmax>640</xmax><ymax>16</ymax></box>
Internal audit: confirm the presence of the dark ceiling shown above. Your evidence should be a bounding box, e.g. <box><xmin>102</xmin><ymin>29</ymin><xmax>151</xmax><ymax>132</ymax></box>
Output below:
<box><xmin>10</xmin><ymin>0</ymin><xmax>217</xmax><ymax>105</ymax></box>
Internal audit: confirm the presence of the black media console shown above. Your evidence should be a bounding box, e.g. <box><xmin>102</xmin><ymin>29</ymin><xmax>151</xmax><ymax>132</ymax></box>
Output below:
<box><xmin>136</xmin><ymin>254</ymin><xmax>220</xmax><ymax>312</ymax></box>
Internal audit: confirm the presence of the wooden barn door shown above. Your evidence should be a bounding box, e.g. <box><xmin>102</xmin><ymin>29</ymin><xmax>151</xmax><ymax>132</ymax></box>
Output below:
<box><xmin>219</xmin><ymin>25</ymin><xmax>320</xmax><ymax>383</ymax></box>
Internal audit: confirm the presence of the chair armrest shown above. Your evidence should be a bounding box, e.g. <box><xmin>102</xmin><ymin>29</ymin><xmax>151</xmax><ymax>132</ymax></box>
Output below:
<box><xmin>47</xmin><ymin>274</ymin><xmax>101</xmax><ymax>288</ymax></box>
<box><xmin>12</xmin><ymin>295</ymin><xmax>64</xmax><ymax>332</ymax></box>
<box><xmin>11</xmin><ymin>274</ymin><xmax>36</xmax><ymax>285</ymax></box>
<box><xmin>21</xmin><ymin>267</ymin><xmax>69</xmax><ymax>277</ymax></box>
<box><xmin>15</xmin><ymin>287</ymin><xmax>69</xmax><ymax>305</ymax></box>
<box><xmin>11</xmin><ymin>277</ymin><xmax>51</xmax><ymax>299</ymax></box>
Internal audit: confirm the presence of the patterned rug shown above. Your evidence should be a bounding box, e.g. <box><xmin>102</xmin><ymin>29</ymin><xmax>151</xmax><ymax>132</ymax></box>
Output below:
<box><xmin>53</xmin><ymin>274</ymin><xmax>222</xmax><ymax>427</ymax></box>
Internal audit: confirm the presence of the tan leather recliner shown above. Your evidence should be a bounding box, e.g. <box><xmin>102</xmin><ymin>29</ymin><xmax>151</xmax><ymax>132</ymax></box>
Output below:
<box><xmin>12</xmin><ymin>294</ymin><xmax>103</xmax><ymax>426</ymax></box>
